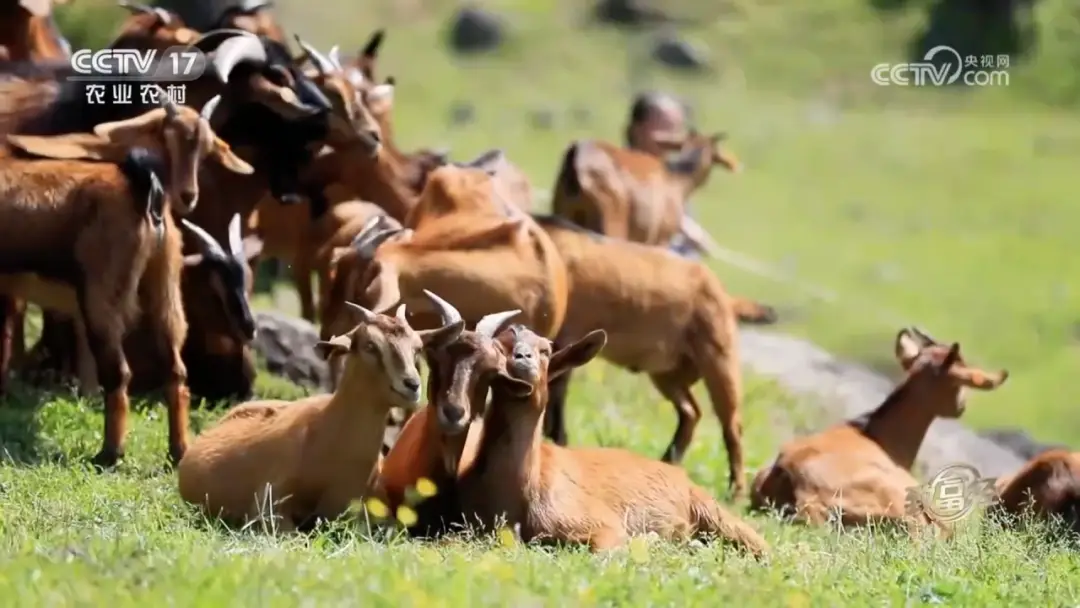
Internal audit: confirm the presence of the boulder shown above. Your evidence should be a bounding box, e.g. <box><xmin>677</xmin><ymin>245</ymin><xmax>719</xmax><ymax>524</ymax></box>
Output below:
<box><xmin>446</xmin><ymin>7</ymin><xmax>505</xmax><ymax>55</ymax></box>
<box><xmin>651</xmin><ymin>32</ymin><xmax>711</xmax><ymax>72</ymax></box>
<box><xmin>251</xmin><ymin>310</ymin><xmax>331</xmax><ymax>392</ymax></box>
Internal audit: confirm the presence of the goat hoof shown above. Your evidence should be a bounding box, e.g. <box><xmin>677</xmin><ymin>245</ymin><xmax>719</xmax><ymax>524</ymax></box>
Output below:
<box><xmin>168</xmin><ymin>445</ymin><xmax>187</xmax><ymax>468</ymax></box>
<box><xmin>88</xmin><ymin>449</ymin><xmax>122</xmax><ymax>471</ymax></box>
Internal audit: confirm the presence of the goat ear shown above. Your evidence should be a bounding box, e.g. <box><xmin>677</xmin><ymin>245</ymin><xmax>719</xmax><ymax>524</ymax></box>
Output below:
<box><xmin>549</xmin><ymin>330</ymin><xmax>606</xmax><ymax>381</ymax></box>
<box><xmin>211</xmin><ymin>139</ymin><xmax>255</xmax><ymax>175</ymax></box>
<box><xmin>938</xmin><ymin>343</ymin><xmax>961</xmax><ymax>373</ymax></box>
<box><xmin>6</xmin><ymin>133</ymin><xmax>120</xmax><ymax>162</ymax></box>
<box><xmin>894</xmin><ymin>329</ymin><xmax>922</xmax><ymax>370</ymax></box>
<box><xmin>418</xmin><ymin>319</ymin><xmax>466</xmax><ymax>349</ymax></box>
<box><xmin>92</xmin><ymin>108</ymin><xmax>169</xmax><ymax>144</ymax></box>
<box><xmin>494</xmin><ymin>372</ymin><xmax>534</xmax><ymax>398</ymax></box>
<box><xmin>315</xmin><ymin>334</ymin><xmax>352</xmax><ymax>360</ymax></box>
<box><xmin>952</xmin><ymin>366</ymin><xmax>1009</xmax><ymax>391</ymax></box>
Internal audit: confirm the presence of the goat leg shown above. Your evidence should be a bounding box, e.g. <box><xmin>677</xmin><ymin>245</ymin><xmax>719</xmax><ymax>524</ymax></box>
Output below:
<box><xmin>543</xmin><ymin>369</ymin><xmax>571</xmax><ymax>446</ymax></box>
<box><xmin>0</xmin><ymin>295</ymin><xmax>15</xmax><ymax>396</ymax></box>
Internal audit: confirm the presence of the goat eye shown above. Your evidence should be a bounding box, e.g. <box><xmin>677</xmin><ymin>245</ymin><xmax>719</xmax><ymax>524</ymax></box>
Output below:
<box><xmin>364</xmin><ymin>342</ymin><xmax>379</xmax><ymax>354</ymax></box>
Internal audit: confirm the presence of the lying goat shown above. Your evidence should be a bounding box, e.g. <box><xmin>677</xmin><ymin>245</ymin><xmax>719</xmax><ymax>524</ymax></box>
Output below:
<box><xmin>176</xmin><ymin>292</ymin><xmax>464</xmax><ymax>532</ymax></box>
<box><xmin>0</xmin><ymin>90</ymin><xmax>254</xmax><ymax>467</ymax></box>
<box><xmin>991</xmin><ymin>449</ymin><xmax>1080</xmax><ymax>538</ymax></box>
<box><xmin>750</xmin><ymin>327</ymin><xmax>1007</xmax><ymax>534</ymax></box>
<box><xmin>456</xmin><ymin>324</ymin><xmax>769</xmax><ymax>557</ymax></box>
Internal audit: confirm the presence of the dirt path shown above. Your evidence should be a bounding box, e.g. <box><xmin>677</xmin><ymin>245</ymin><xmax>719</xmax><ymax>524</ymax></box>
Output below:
<box><xmin>739</xmin><ymin>328</ymin><xmax>1024</xmax><ymax>480</ymax></box>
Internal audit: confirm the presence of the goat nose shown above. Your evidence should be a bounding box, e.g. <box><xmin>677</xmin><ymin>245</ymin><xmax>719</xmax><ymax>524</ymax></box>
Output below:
<box><xmin>179</xmin><ymin>190</ymin><xmax>198</xmax><ymax>209</ymax></box>
<box><xmin>403</xmin><ymin>377</ymin><xmax>420</xmax><ymax>392</ymax></box>
<box><xmin>442</xmin><ymin>406</ymin><xmax>465</xmax><ymax>425</ymax></box>
<box><xmin>513</xmin><ymin>347</ymin><xmax>533</xmax><ymax>361</ymax></box>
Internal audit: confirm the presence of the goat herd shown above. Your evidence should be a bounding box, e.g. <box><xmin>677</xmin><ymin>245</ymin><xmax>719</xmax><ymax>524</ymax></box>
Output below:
<box><xmin>0</xmin><ymin>1</ymin><xmax>1076</xmax><ymax>558</ymax></box>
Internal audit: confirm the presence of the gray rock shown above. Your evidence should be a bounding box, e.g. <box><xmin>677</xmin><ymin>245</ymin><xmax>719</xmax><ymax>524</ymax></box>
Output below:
<box><xmin>447</xmin><ymin>7</ymin><xmax>505</xmax><ymax>55</ymax></box>
<box><xmin>591</xmin><ymin>0</ymin><xmax>670</xmax><ymax>27</ymax></box>
<box><xmin>251</xmin><ymin>311</ymin><xmax>331</xmax><ymax>392</ymax></box>
<box><xmin>652</xmin><ymin>33</ymin><xmax>711</xmax><ymax>72</ymax></box>
<box><xmin>980</xmin><ymin>428</ymin><xmax>1069</xmax><ymax>462</ymax></box>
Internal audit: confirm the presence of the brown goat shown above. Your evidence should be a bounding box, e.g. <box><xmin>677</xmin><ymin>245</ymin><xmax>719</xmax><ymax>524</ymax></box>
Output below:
<box><xmin>376</xmin><ymin>294</ymin><xmax>521</xmax><ymax>534</ymax></box>
<box><xmin>0</xmin><ymin>0</ymin><xmax>70</xmax><ymax>63</ymax></box>
<box><xmin>551</xmin><ymin>130</ymin><xmax>740</xmax><ymax>248</ymax></box>
<box><xmin>990</xmin><ymin>449</ymin><xmax>1080</xmax><ymax>537</ymax></box>
<box><xmin>176</xmin><ymin>293</ymin><xmax>465</xmax><ymax>531</ymax></box>
<box><xmin>532</xmin><ymin>215</ymin><xmax>748</xmax><ymax>496</ymax></box>
<box><xmin>320</xmin><ymin>185</ymin><xmax>568</xmax><ymax>377</ymax></box>
<box><xmin>749</xmin><ymin>328</ymin><xmax>1008</xmax><ymax>532</ymax></box>
<box><xmin>456</xmin><ymin>324</ymin><xmax>769</xmax><ymax>557</ymax></box>
<box><xmin>0</xmin><ymin>92</ymin><xmax>254</xmax><ymax>467</ymax></box>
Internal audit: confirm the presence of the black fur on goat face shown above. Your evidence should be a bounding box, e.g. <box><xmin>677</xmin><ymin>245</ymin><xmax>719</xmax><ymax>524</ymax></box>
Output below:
<box><xmin>180</xmin><ymin>213</ymin><xmax>261</xmax><ymax>343</ymax></box>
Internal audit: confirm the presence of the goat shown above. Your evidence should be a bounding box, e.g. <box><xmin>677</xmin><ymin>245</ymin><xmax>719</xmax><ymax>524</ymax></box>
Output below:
<box><xmin>531</xmin><ymin>215</ymin><xmax>748</xmax><ymax>496</ymax></box>
<box><xmin>0</xmin><ymin>0</ymin><xmax>70</xmax><ymax>63</ymax></box>
<box><xmin>551</xmin><ymin>130</ymin><xmax>740</xmax><ymax>248</ymax></box>
<box><xmin>990</xmin><ymin>449</ymin><xmax>1080</xmax><ymax>538</ymax></box>
<box><xmin>749</xmin><ymin>327</ymin><xmax>1008</xmax><ymax>533</ymax></box>
<box><xmin>176</xmin><ymin>293</ymin><xmax>465</xmax><ymax>532</ymax></box>
<box><xmin>319</xmin><ymin>172</ymin><xmax>568</xmax><ymax>386</ymax></box>
<box><xmin>376</xmin><ymin>293</ymin><xmax>521</xmax><ymax>536</ymax></box>
<box><xmin>456</xmin><ymin>324</ymin><xmax>769</xmax><ymax>557</ymax></box>
<box><xmin>247</xmin><ymin>198</ymin><xmax>389</xmax><ymax>323</ymax></box>
<box><xmin>0</xmin><ymin>91</ymin><xmax>255</xmax><ymax>467</ymax></box>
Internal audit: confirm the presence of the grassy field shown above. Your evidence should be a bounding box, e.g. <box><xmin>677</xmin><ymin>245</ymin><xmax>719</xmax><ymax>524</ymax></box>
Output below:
<box><xmin>4</xmin><ymin>0</ymin><xmax>1079</xmax><ymax>604</ymax></box>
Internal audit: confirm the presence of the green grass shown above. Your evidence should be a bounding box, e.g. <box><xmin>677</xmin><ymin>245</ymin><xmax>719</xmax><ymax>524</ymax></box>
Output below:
<box><xmin>3</xmin><ymin>361</ymin><xmax>1080</xmax><ymax>604</ymax></box>
<box><xmin>7</xmin><ymin>0</ymin><xmax>1080</xmax><ymax>603</ymax></box>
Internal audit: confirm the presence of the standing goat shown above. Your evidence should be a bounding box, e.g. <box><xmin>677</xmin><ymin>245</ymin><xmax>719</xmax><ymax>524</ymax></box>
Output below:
<box><xmin>456</xmin><ymin>324</ymin><xmax>769</xmax><ymax>557</ymax></box>
<box><xmin>533</xmin><ymin>216</ymin><xmax>748</xmax><ymax>497</ymax></box>
<box><xmin>0</xmin><ymin>91</ymin><xmax>254</xmax><ymax>467</ymax></box>
<box><xmin>749</xmin><ymin>328</ymin><xmax>1008</xmax><ymax>533</ymax></box>
<box><xmin>176</xmin><ymin>292</ymin><xmax>464</xmax><ymax>532</ymax></box>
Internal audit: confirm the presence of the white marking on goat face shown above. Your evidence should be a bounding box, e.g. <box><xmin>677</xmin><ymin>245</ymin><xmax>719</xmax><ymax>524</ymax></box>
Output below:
<box><xmin>162</xmin><ymin>112</ymin><xmax>215</xmax><ymax>214</ymax></box>
<box><xmin>360</xmin><ymin>325</ymin><xmax>424</xmax><ymax>407</ymax></box>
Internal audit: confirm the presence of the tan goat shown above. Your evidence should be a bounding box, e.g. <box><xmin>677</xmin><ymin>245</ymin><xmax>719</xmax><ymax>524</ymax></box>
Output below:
<box><xmin>750</xmin><ymin>327</ymin><xmax>1008</xmax><ymax>533</ymax></box>
<box><xmin>990</xmin><ymin>449</ymin><xmax>1080</xmax><ymax>537</ymax></box>
<box><xmin>532</xmin><ymin>215</ymin><xmax>748</xmax><ymax>496</ymax></box>
<box><xmin>176</xmin><ymin>292</ymin><xmax>465</xmax><ymax>531</ymax></box>
<box><xmin>551</xmin><ymin>130</ymin><xmax>739</xmax><ymax>249</ymax></box>
<box><xmin>455</xmin><ymin>324</ymin><xmax>769</xmax><ymax>556</ymax></box>
<box><xmin>0</xmin><ymin>91</ymin><xmax>254</xmax><ymax>467</ymax></box>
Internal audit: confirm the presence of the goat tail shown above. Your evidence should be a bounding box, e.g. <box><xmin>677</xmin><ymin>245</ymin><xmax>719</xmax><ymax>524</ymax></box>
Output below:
<box><xmin>690</xmin><ymin>485</ymin><xmax>770</xmax><ymax>559</ymax></box>
<box><xmin>732</xmin><ymin>296</ymin><xmax>778</xmax><ymax>325</ymax></box>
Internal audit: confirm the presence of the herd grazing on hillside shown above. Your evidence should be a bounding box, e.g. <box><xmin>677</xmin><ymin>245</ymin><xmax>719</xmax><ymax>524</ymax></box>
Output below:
<box><xmin>0</xmin><ymin>0</ymin><xmax>1076</xmax><ymax>555</ymax></box>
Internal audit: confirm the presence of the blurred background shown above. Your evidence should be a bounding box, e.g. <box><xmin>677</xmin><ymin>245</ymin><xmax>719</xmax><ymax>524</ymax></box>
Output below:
<box><xmin>51</xmin><ymin>0</ymin><xmax>1080</xmax><ymax>445</ymax></box>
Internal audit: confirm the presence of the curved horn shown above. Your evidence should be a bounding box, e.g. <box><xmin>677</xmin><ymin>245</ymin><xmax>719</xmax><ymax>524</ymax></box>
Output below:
<box><xmin>152</xmin><ymin>7</ymin><xmax>172</xmax><ymax>24</ymax></box>
<box><xmin>208</xmin><ymin>32</ymin><xmax>267</xmax><ymax>83</ymax></box>
<box><xmin>350</xmin><ymin>215</ymin><xmax>383</xmax><ymax>247</ymax></box>
<box><xmin>395</xmin><ymin>303</ymin><xmax>407</xmax><ymax>322</ymax></box>
<box><xmin>226</xmin><ymin>212</ymin><xmax>244</xmax><ymax>258</ymax></box>
<box><xmin>345</xmin><ymin>301</ymin><xmax>379</xmax><ymax>325</ymax></box>
<box><xmin>199</xmin><ymin>94</ymin><xmax>222</xmax><ymax>123</ymax></box>
<box><xmin>327</xmin><ymin>45</ymin><xmax>342</xmax><ymax>71</ymax></box>
<box><xmin>475</xmin><ymin>309</ymin><xmax>521</xmax><ymax>339</ymax></box>
<box><xmin>422</xmin><ymin>289</ymin><xmax>463</xmax><ymax>326</ymax></box>
<box><xmin>294</xmin><ymin>35</ymin><xmax>335</xmax><ymax>76</ymax></box>
<box><xmin>153</xmin><ymin>84</ymin><xmax>178</xmax><ymax>118</ymax></box>
<box><xmin>362</xmin><ymin>29</ymin><xmax>384</xmax><ymax>58</ymax></box>
<box><xmin>180</xmin><ymin>218</ymin><xmax>226</xmax><ymax>259</ymax></box>
<box><xmin>355</xmin><ymin>228</ymin><xmax>401</xmax><ymax>261</ymax></box>
<box><xmin>189</xmin><ymin>28</ymin><xmax>255</xmax><ymax>53</ymax></box>
<box><xmin>117</xmin><ymin>1</ymin><xmax>153</xmax><ymax>14</ymax></box>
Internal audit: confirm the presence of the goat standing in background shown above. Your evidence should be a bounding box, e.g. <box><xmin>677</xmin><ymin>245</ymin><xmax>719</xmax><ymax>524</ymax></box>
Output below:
<box><xmin>176</xmin><ymin>293</ymin><xmax>464</xmax><ymax>532</ymax></box>
<box><xmin>0</xmin><ymin>91</ymin><xmax>254</xmax><ymax>467</ymax></box>
<box><xmin>456</xmin><ymin>324</ymin><xmax>769</xmax><ymax>557</ymax></box>
<box><xmin>750</xmin><ymin>328</ymin><xmax>1008</xmax><ymax>534</ymax></box>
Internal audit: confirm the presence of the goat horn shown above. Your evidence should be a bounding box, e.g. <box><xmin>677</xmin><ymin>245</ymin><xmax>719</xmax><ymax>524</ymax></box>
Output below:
<box><xmin>395</xmin><ymin>303</ymin><xmax>407</xmax><ymax>322</ymax></box>
<box><xmin>294</xmin><ymin>35</ymin><xmax>335</xmax><ymax>76</ymax></box>
<box><xmin>475</xmin><ymin>310</ymin><xmax>521</xmax><ymax>339</ymax></box>
<box><xmin>327</xmin><ymin>45</ymin><xmax>342</xmax><ymax>71</ymax></box>
<box><xmin>208</xmin><ymin>32</ymin><xmax>267</xmax><ymax>83</ymax></box>
<box><xmin>345</xmin><ymin>301</ymin><xmax>379</xmax><ymax>324</ymax></box>
<box><xmin>199</xmin><ymin>94</ymin><xmax>222</xmax><ymax>123</ymax></box>
<box><xmin>350</xmin><ymin>215</ymin><xmax>384</xmax><ymax>247</ymax></box>
<box><xmin>180</xmin><ymin>218</ymin><xmax>226</xmax><ymax>260</ymax></box>
<box><xmin>422</xmin><ymin>290</ymin><xmax>463</xmax><ymax>327</ymax></box>
<box><xmin>362</xmin><ymin>29</ymin><xmax>385</xmax><ymax>58</ymax></box>
<box><xmin>356</xmin><ymin>228</ymin><xmax>401</xmax><ymax>261</ymax></box>
<box><xmin>153</xmin><ymin>84</ymin><xmax>178</xmax><ymax>118</ymax></box>
<box><xmin>226</xmin><ymin>212</ymin><xmax>244</xmax><ymax>258</ymax></box>
<box><xmin>117</xmin><ymin>1</ymin><xmax>152</xmax><ymax>14</ymax></box>
<box><xmin>154</xmin><ymin>7</ymin><xmax>173</xmax><ymax>25</ymax></box>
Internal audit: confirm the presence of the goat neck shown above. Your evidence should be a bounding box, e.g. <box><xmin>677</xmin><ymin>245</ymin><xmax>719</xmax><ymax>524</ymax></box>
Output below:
<box><xmin>857</xmin><ymin>382</ymin><xmax>941</xmax><ymax>471</ymax></box>
<box><xmin>315</xmin><ymin>358</ymin><xmax>398</xmax><ymax>469</ymax></box>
